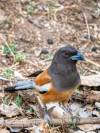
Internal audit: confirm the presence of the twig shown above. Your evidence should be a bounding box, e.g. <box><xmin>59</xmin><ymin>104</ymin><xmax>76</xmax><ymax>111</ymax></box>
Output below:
<box><xmin>77</xmin><ymin>0</ymin><xmax>90</xmax><ymax>41</ymax></box>
<box><xmin>83</xmin><ymin>12</ymin><xmax>90</xmax><ymax>40</ymax></box>
<box><xmin>85</xmin><ymin>58</ymin><xmax>100</xmax><ymax>68</ymax></box>
<box><xmin>0</xmin><ymin>117</ymin><xmax>100</xmax><ymax>128</ymax></box>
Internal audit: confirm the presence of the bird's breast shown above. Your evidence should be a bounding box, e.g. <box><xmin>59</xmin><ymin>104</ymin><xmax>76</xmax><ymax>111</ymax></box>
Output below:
<box><xmin>38</xmin><ymin>82</ymin><xmax>77</xmax><ymax>104</ymax></box>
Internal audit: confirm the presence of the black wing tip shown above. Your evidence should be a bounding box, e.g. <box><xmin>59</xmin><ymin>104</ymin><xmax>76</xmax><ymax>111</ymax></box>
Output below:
<box><xmin>27</xmin><ymin>70</ymin><xmax>43</xmax><ymax>77</ymax></box>
<box><xmin>3</xmin><ymin>86</ymin><xmax>16</xmax><ymax>93</ymax></box>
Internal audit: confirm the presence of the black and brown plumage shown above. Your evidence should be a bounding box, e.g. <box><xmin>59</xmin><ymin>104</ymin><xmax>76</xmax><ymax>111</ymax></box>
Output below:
<box><xmin>1</xmin><ymin>45</ymin><xmax>85</xmax><ymax>122</ymax></box>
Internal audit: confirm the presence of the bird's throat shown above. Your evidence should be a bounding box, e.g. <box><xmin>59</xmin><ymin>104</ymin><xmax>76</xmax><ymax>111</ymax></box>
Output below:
<box><xmin>48</xmin><ymin>63</ymin><xmax>80</xmax><ymax>91</ymax></box>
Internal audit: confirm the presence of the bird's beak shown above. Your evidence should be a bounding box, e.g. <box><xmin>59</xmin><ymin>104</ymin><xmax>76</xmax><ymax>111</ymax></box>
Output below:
<box><xmin>70</xmin><ymin>52</ymin><xmax>85</xmax><ymax>61</ymax></box>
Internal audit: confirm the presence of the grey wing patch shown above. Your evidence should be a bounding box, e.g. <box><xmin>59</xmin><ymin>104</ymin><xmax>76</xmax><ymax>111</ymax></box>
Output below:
<box><xmin>38</xmin><ymin>83</ymin><xmax>51</xmax><ymax>94</ymax></box>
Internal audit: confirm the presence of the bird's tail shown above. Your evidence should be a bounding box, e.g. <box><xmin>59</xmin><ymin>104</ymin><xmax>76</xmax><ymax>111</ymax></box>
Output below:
<box><xmin>0</xmin><ymin>80</ymin><xmax>48</xmax><ymax>93</ymax></box>
<box><xmin>0</xmin><ymin>80</ymin><xmax>36</xmax><ymax>93</ymax></box>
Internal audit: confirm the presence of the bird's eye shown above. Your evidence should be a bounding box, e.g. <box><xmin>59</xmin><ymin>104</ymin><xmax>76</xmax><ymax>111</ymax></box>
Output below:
<box><xmin>63</xmin><ymin>52</ymin><xmax>69</xmax><ymax>57</ymax></box>
<box><xmin>64</xmin><ymin>52</ymin><xmax>68</xmax><ymax>56</ymax></box>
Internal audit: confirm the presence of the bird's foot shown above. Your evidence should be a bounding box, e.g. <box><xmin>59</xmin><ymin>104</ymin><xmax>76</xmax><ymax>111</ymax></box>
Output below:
<box><xmin>43</xmin><ymin>105</ymin><xmax>52</xmax><ymax>125</ymax></box>
<box><xmin>44</xmin><ymin>113</ymin><xmax>52</xmax><ymax>125</ymax></box>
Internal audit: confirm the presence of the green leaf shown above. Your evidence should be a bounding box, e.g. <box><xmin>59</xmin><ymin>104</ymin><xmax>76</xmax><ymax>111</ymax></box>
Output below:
<box><xmin>15</xmin><ymin>52</ymin><xmax>26</xmax><ymax>62</ymax></box>
<box><xmin>3</xmin><ymin>96</ymin><xmax>9</xmax><ymax>105</ymax></box>
<box><xmin>27</xmin><ymin>107</ymin><xmax>33</xmax><ymax>113</ymax></box>
<box><xmin>26</xmin><ymin>2</ymin><xmax>37</xmax><ymax>15</ymax></box>
<box><xmin>3</xmin><ymin>43</ymin><xmax>16</xmax><ymax>55</ymax></box>
<box><xmin>15</xmin><ymin>95</ymin><xmax>22</xmax><ymax>107</ymax></box>
<box><xmin>68</xmin><ymin>121</ymin><xmax>77</xmax><ymax>129</ymax></box>
<box><xmin>3</xmin><ymin>68</ymin><xmax>14</xmax><ymax>78</ymax></box>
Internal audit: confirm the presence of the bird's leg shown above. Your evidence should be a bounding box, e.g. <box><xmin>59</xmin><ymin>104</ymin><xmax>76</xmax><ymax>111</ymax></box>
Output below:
<box><xmin>36</xmin><ymin>95</ymin><xmax>51</xmax><ymax>124</ymax></box>
<box><xmin>43</xmin><ymin>104</ymin><xmax>52</xmax><ymax>124</ymax></box>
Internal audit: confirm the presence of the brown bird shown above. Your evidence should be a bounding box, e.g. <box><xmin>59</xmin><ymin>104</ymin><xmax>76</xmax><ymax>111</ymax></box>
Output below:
<box><xmin>2</xmin><ymin>45</ymin><xmax>85</xmax><ymax>122</ymax></box>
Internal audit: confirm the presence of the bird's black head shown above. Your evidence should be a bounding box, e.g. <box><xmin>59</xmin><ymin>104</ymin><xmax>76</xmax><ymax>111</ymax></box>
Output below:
<box><xmin>54</xmin><ymin>45</ymin><xmax>85</xmax><ymax>63</ymax></box>
<box><xmin>49</xmin><ymin>45</ymin><xmax>85</xmax><ymax>91</ymax></box>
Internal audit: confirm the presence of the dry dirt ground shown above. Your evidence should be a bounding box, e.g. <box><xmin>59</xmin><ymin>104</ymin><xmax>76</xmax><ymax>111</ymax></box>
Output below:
<box><xmin>0</xmin><ymin>0</ymin><xmax>100</xmax><ymax>133</ymax></box>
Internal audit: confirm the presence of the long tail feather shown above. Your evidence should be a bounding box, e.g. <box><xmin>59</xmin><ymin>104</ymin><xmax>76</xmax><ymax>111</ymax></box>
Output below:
<box><xmin>0</xmin><ymin>80</ymin><xmax>36</xmax><ymax>93</ymax></box>
<box><xmin>0</xmin><ymin>80</ymin><xmax>49</xmax><ymax>93</ymax></box>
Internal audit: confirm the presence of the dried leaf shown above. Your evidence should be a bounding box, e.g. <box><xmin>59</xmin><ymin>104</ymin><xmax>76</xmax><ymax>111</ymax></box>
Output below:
<box><xmin>47</xmin><ymin>103</ymin><xmax>71</xmax><ymax>119</ymax></box>
<box><xmin>81</xmin><ymin>74</ymin><xmax>100</xmax><ymax>87</ymax></box>
<box><xmin>78</xmin><ymin>124</ymin><xmax>100</xmax><ymax>132</ymax></box>
<box><xmin>0</xmin><ymin>104</ymin><xmax>20</xmax><ymax>117</ymax></box>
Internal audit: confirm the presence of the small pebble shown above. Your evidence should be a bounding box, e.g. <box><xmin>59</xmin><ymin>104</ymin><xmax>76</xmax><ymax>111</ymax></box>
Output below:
<box><xmin>83</xmin><ymin>34</ymin><xmax>95</xmax><ymax>41</ymax></box>
<box><xmin>47</xmin><ymin>38</ymin><xmax>54</xmax><ymax>45</ymax></box>
<box><xmin>41</xmin><ymin>48</ymin><xmax>49</xmax><ymax>54</ymax></box>
<box><xmin>95</xmin><ymin>102</ymin><xmax>100</xmax><ymax>110</ymax></box>
<box><xmin>91</xmin><ymin>46</ymin><xmax>97</xmax><ymax>52</ymax></box>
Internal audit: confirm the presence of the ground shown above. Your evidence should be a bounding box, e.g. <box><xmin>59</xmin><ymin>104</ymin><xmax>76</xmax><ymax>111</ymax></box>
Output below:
<box><xmin>0</xmin><ymin>0</ymin><xmax>100</xmax><ymax>133</ymax></box>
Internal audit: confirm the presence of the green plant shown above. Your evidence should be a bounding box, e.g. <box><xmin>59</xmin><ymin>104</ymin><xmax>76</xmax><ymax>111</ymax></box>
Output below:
<box><xmin>26</xmin><ymin>2</ymin><xmax>37</xmax><ymax>15</ymax></box>
<box><xmin>27</xmin><ymin>107</ymin><xmax>33</xmax><ymax>113</ymax></box>
<box><xmin>15</xmin><ymin>95</ymin><xmax>23</xmax><ymax>107</ymax></box>
<box><xmin>3</xmin><ymin>43</ymin><xmax>16</xmax><ymax>56</ymax></box>
<box><xmin>68</xmin><ymin>117</ymin><xmax>78</xmax><ymax>129</ymax></box>
<box><xmin>15</xmin><ymin>52</ymin><xmax>26</xmax><ymax>62</ymax></box>
<box><xmin>3</xmin><ymin>96</ymin><xmax>9</xmax><ymax>105</ymax></box>
<box><xmin>68</xmin><ymin>121</ymin><xmax>77</xmax><ymax>129</ymax></box>
<box><xmin>2</xmin><ymin>42</ymin><xmax>26</xmax><ymax>62</ymax></box>
<box><xmin>47</xmin><ymin>0</ymin><xmax>61</xmax><ymax>17</ymax></box>
<box><xmin>3</xmin><ymin>68</ymin><xmax>14</xmax><ymax>78</ymax></box>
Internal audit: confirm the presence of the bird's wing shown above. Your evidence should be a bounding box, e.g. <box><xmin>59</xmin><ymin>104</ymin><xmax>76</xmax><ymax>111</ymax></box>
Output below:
<box><xmin>35</xmin><ymin>69</ymin><xmax>52</xmax><ymax>86</ymax></box>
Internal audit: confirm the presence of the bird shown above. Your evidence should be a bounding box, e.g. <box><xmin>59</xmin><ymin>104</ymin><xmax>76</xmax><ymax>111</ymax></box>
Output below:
<box><xmin>1</xmin><ymin>45</ymin><xmax>85</xmax><ymax>122</ymax></box>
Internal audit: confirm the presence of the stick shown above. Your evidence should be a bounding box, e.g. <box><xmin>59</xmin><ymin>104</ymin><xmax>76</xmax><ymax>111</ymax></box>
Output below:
<box><xmin>0</xmin><ymin>117</ymin><xmax>100</xmax><ymax>128</ymax></box>
<box><xmin>83</xmin><ymin>12</ymin><xmax>90</xmax><ymax>40</ymax></box>
<box><xmin>85</xmin><ymin>58</ymin><xmax>100</xmax><ymax>68</ymax></box>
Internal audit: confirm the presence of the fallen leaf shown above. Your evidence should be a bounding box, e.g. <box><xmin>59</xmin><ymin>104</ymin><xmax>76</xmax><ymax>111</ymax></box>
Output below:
<box><xmin>81</xmin><ymin>74</ymin><xmax>100</xmax><ymax>87</ymax></box>
<box><xmin>0</xmin><ymin>104</ymin><xmax>20</xmax><ymax>117</ymax></box>
<box><xmin>46</xmin><ymin>102</ymin><xmax>71</xmax><ymax>121</ymax></box>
